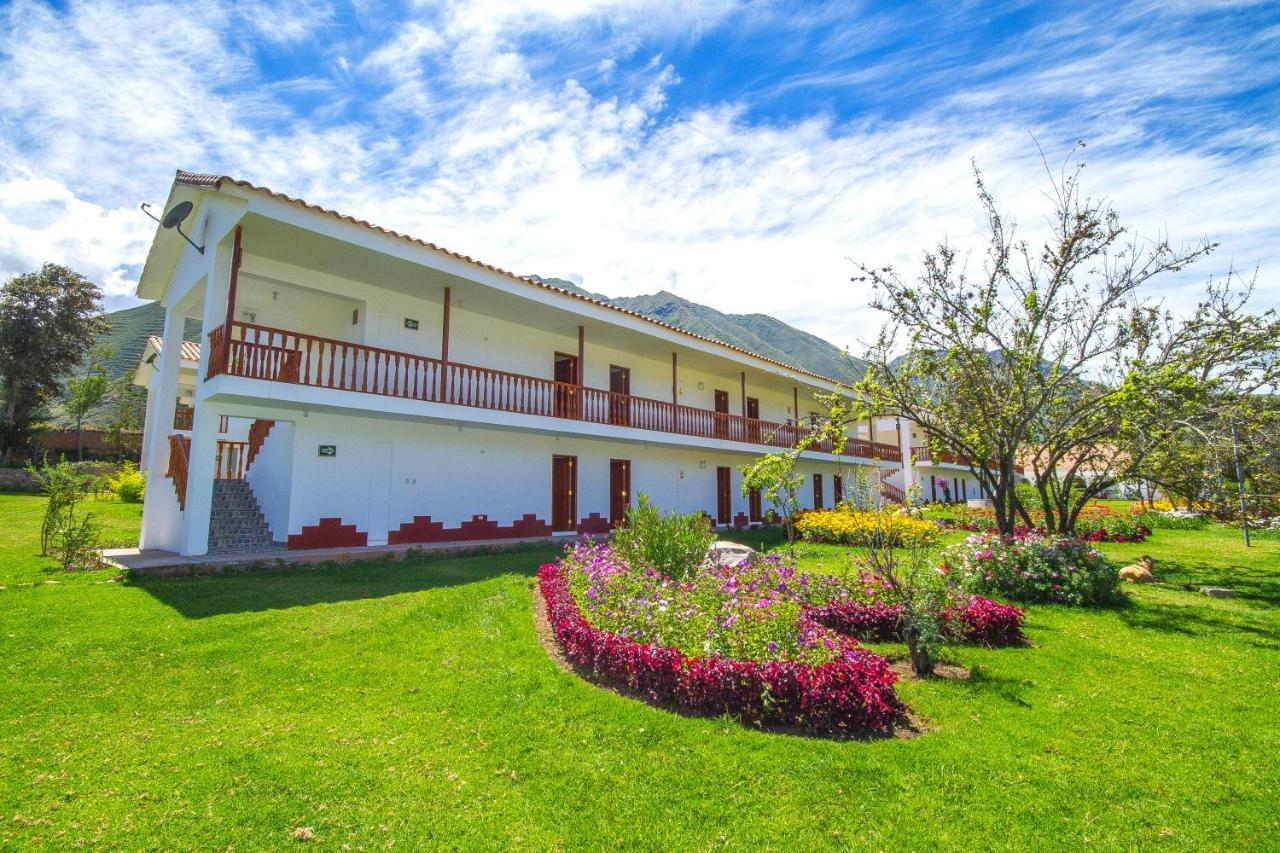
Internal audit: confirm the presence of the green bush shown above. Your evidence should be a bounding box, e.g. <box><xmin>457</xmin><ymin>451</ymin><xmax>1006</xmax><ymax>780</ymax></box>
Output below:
<box><xmin>611</xmin><ymin>493</ymin><xmax>715</xmax><ymax>580</ymax></box>
<box><xmin>110</xmin><ymin>463</ymin><xmax>146</xmax><ymax>503</ymax></box>
<box><xmin>30</xmin><ymin>462</ymin><xmax>102</xmax><ymax>571</ymax></box>
<box><xmin>1138</xmin><ymin>510</ymin><xmax>1208</xmax><ymax>530</ymax></box>
<box><xmin>946</xmin><ymin>530</ymin><xmax>1121</xmax><ymax>606</ymax></box>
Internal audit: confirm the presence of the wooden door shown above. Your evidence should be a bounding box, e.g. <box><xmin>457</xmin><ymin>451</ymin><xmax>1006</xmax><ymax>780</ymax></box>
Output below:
<box><xmin>609</xmin><ymin>365</ymin><xmax>630</xmax><ymax>426</ymax></box>
<box><xmin>609</xmin><ymin>459</ymin><xmax>631</xmax><ymax>526</ymax></box>
<box><xmin>713</xmin><ymin>389</ymin><xmax>730</xmax><ymax>439</ymax></box>
<box><xmin>554</xmin><ymin>353</ymin><xmax>579</xmax><ymax>419</ymax></box>
<box><xmin>716</xmin><ymin>466</ymin><xmax>732</xmax><ymax>525</ymax></box>
<box><xmin>748</xmin><ymin>487</ymin><xmax>762</xmax><ymax>522</ymax></box>
<box><xmin>812</xmin><ymin>473</ymin><xmax>824</xmax><ymax>510</ymax></box>
<box><xmin>552</xmin><ymin>455</ymin><xmax>577</xmax><ymax>531</ymax></box>
<box><xmin>745</xmin><ymin>396</ymin><xmax>760</xmax><ymax>442</ymax></box>
<box><xmin>833</xmin><ymin>474</ymin><xmax>843</xmax><ymax>507</ymax></box>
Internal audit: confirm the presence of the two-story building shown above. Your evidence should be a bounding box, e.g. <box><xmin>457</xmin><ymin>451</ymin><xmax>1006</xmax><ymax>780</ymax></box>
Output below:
<box><xmin>133</xmin><ymin>171</ymin><xmax>907</xmax><ymax>558</ymax></box>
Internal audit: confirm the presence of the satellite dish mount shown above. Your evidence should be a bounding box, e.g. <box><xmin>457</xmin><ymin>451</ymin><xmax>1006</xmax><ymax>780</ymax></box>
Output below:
<box><xmin>140</xmin><ymin>200</ymin><xmax>205</xmax><ymax>254</ymax></box>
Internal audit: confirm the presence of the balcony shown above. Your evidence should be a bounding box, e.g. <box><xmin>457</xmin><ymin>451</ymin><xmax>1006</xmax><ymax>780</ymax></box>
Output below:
<box><xmin>206</xmin><ymin>321</ymin><xmax>902</xmax><ymax>462</ymax></box>
<box><xmin>912</xmin><ymin>445</ymin><xmax>1023</xmax><ymax>474</ymax></box>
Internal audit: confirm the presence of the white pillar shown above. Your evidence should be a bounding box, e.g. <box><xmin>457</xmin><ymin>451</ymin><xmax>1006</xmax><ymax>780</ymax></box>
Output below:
<box><xmin>138</xmin><ymin>306</ymin><xmax>187</xmax><ymax>550</ymax></box>
<box><xmin>179</xmin><ymin>236</ymin><xmax>235</xmax><ymax>556</ymax></box>
<box><xmin>139</xmin><ymin>379</ymin><xmax>159</xmax><ymax>472</ymax></box>
<box><xmin>180</xmin><ymin>404</ymin><xmax>221</xmax><ymax>555</ymax></box>
<box><xmin>897</xmin><ymin>417</ymin><xmax>917</xmax><ymax>496</ymax></box>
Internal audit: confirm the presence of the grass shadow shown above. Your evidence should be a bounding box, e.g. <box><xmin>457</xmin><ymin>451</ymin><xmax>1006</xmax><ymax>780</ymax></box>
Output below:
<box><xmin>946</xmin><ymin>665</ymin><xmax>1036</xmax><ymax>708</ymax></box>
<box><xmin>1118</xmin><ymin>595</ymin><xmax>1280</xmax><ymax>650</ymax></box>
<box><xmin>1148</xmin><ymin>558</ymin><xmax>1280</xmax><ymax>607</ymax></box>
<box><xmin>127</xmin><ymin>544</ymin><xmax>558</xmax><ymax>619</ymax></box>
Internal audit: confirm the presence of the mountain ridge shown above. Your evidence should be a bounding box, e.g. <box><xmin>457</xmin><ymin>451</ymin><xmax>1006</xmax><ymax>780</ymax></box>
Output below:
<box><xmin>531</xmin><ymin>277</ymin><xmax>864</xmax><ymax>381</ymax></box>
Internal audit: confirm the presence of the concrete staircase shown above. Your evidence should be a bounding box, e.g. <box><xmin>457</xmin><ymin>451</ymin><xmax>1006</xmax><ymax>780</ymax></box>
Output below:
<box><xmin>207</xmin><ymin>479</ymin><xmax>284</xmax><ymax>555</ymax></box>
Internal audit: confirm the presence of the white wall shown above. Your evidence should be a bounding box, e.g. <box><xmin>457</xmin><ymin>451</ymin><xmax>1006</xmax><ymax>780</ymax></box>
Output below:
<box><xmin>266</xmin><ymin>410</ymin><xmax>856</xmax><ymax>542</ymax></box>
<box><xmin>245</xmin><ymin>420</ymin><xmax>294</xmax><ymax>542</ymax></box>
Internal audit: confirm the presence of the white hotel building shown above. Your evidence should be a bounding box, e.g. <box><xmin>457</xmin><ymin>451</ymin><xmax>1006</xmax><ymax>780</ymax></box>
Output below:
<box><xmin>133</xmin><ymin>171</ymin><xmax>989</xmax><ymax>558</ymax></box>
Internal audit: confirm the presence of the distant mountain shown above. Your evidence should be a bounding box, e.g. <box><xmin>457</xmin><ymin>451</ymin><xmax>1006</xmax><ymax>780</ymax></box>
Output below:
<box><xmin>533</xmin><ymin>278</ymin><xmax>864</xmax><ymax>381</ymax></box>
<box><xmin>48</xmin><ymin>303</ymin><xmax>201</xmax><ymax>427</ymax></box>
<box><xmin>90</xmin><ymin>302</ymin><xmax>202</xmax><ymax>381</ymax></box>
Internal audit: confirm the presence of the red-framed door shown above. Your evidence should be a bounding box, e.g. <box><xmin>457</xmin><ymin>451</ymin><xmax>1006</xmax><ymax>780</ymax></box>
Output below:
<box><xmin>609</xmin><ymin>365</ymin><xmax>630</xmax><ymax>426</ymax></box>
<box><xmin>745</xmin><ymin>396</ymin><xmax>760</xmax><ymax>442</ymax></box>
<box><xmin>609</xmin><ymin>459</ymin><xmax>631</xmax><ymax>526</ymax></box>
<box><xmin>716</xmin><ymin>466</ymin><xmax>732</xmax><ymax>525</ymax></box>
<box><xmin>812</xmin><ymin>473</ymin><xmax>824</xmax><ymax>509</ymax></box>
<box><xmin>833</xmin><ymin>474</ymin><xmax>843</xmax><ymax>507</ymax></box>
<box><xmin>554</xmin><ymin>353</ymin><xmax>579</xmax><ymax>419</ymax></box>
<box><xmin>714</xmin><ymin>389</ymin><xmax>730</xmax><ymax>439</ymax></box>
<box><xmin>748</xmin><ymin>487</ymin><xmax>763</xmax><ymax>522</ymax></box>
<box><xmin>552</xmin><ymin>455</ymin><xmax>577</xmax><ymax>531</ymax></box>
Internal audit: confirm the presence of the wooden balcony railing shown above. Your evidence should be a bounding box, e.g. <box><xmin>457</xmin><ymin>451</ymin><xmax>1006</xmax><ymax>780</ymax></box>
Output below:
<box><xmin>880</xmin><ymin>482</ymin><xmax>906</xmax><ymax>504</ymax></box>
<box><xmin>166</xmin><ymin>433</ymin><xmax>191</xmax><ymax>510</ymax></box>
<box><xmin>173</xmin><ymin>406</ymin><xmax>193</xmax><ymax>431</ymax></box>
<box><xmin>912</xmin><ymin>445</ymin><xmax>1024</xmax><ymax>474</ymax></box>
<box><xmin>216</xmin><ymin>440</ymin><xmax>250</xmax><ymax>480</ymax></box>
<box><xmin>206</xmin><ymin>321</ymin><xmax>902</xmax><ymax>462</ymax></box>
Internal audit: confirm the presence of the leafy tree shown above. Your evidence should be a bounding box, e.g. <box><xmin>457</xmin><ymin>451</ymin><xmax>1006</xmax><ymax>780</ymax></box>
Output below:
<box><xmin>846</xmin><ymin>146</ymin><xmax>1277</xmax><ymax>534</ymax></box>
<box><xmin>63</xmin><ymin>346</ymin><xmax>112</xmax><ymax>461</ymax></box>
<box><xmin>740</xmin><ymin>449</ymin><xmax>805</xmax><ymax>552</ymax></box>
<box><xmin>0</xmin><ymin>265</ymin><xmax>108</xmax><ymax>465</ymax></box>
<box><xmin>104</xmin><ymin>378</ymin><xmax>147</xmax><ymax>461</ymax></box>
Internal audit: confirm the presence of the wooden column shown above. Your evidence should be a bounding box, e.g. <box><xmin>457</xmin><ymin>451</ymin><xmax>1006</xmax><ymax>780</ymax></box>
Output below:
<box><xmin>671</xmin><ymin>353</ymin><xmax>678</xmax><ymax>405</ymax></box>
<box><xmin>577</xmin><ymin>325</ymin><xmax>585</xmax><ymax>385</ymax></box>
<box><xmin>740</xmin><ymin>371</ymin><xmax>747</xmax><ymax>416</ymax></box>
<box><xmin>440</xmin><ymin>286</ymin><xmax>451</xmax><ymax>399</ymax></box>
<box><xmin>441</xmin><ymin>287</ymin><xmax>451</xmax><ymax>363</ymax></box>
<box><xmin>793</xmin><ymin>387</ymin><xmax>799</xmax><ymax>424</ymax></box>
<box><xmin>222</xmin><ymin>225</ymin><xmax>243</xmax><ymax>373</ymax></box>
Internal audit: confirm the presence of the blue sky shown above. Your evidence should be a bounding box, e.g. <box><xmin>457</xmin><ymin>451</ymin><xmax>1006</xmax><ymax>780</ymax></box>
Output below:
<box><xmin>1</xmin><ymin>0</ymin><xmax>1277</xmax><ymax>349</ymax></box>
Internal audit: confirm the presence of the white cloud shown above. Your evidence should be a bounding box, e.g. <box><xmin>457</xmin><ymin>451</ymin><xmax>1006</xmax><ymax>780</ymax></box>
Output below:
<box><xmin>0</xmin><ymin>0</ymin><xmax>1275</xmax><ymax>352</ymax></box>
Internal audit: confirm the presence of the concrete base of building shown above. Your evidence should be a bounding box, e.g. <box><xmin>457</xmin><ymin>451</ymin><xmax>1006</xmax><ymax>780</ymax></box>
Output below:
<box><xmin>102</xmin><ymin>535</ymin><xmax>564</xmax><ymax>576</ymax></box>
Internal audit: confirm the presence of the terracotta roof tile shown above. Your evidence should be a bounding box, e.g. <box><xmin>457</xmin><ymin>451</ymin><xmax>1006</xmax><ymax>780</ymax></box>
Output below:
<box><xmin>149</xmin><ymin>335</ymin><xmax>201</xmax><ymax>362</ymax></box>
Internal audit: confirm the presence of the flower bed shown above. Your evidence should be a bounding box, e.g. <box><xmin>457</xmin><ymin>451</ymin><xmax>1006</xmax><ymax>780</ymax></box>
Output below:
<box><xmin>795</xmin><ymin>509</ymin><xmax>938</xmax><ymax>547</ymax></box>
<box><xmin>539</xmin><ymin>563</ymin><xmax>904</xmax><ymax>734</ymax></box>
<box><xmin>807</xmin><ymin>597</ymin><xmax>1025</xmax><ymax>647</ymax></box>
<box><xmin>945</xmin><ymin>531</ymin><xmax>1121</xmax><ymax>606</ymax></box>
<box><xmin>946</xmin><ymin>503</ymin><xmax>1151</xmax><ymax>543</ymax></box>
<box><xmin>562</xmin><ymin>542</ymin><xmax>855</xmax><ymax>665</ymax></box>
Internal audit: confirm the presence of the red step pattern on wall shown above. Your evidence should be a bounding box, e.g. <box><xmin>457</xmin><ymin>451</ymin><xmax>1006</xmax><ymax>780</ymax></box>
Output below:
<box><xmin>287</xmin><ymin>517</ymin><xmax>368</xmax><ymax>550</ymax></box>
<box><xmin>575</xmin><ymin>513</ymin><xmax>611</xmax><ymax>535</ymax></box>
<box><xmin>388</xmin><ymin>513</ymin><xmax>554</xmax><ymax>544</ymax></box>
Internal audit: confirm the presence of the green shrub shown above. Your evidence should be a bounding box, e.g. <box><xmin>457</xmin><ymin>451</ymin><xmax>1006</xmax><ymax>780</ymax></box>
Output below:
<box><xmin>945</xmin><ymin>530</ymin><xmax>1121</xmax><ymax>606</ymax></box>
<box><xmin>30</xmin><ymin>462</ymin><xmax>102</xmax><ymax>571</ymax></box>
<box><xmin>110</xmin><ymin>463</ymin><xmax>146</xmax><ymax>503</ymax></box>
<box><xmin>1137</xmin><ymin>510</ymin><xmax>1208</xmax><ymax>530</ymax></box>
<box><xmin>611</xmin><ymin>493</ymin><xmax>715</xmax><ymax>580</ymax></box>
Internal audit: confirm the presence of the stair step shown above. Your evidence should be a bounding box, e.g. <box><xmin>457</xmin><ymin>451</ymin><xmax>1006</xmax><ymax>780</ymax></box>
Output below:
<box><xmin>208</xmin><ymin>479</ymin><xmax>284</xmax><ymax>555</ymax></box>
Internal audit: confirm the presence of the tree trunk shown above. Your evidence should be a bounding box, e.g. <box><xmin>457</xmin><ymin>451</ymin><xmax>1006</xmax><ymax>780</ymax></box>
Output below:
<box><xmin>901</xmin><ymin>623</ymin><xmax>934</xmax><ymax>677</ymax></box>
<box><xmin>75</xmin><ymin>416</ymin><xmax>83</xmax><ymax>462</ymax></box>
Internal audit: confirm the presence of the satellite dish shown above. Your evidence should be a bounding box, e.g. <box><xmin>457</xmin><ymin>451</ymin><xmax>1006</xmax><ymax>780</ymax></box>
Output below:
<box><xmin>140</xmin><ymin>199</ymin><xmax>205</xmax><ymax>255</ymax></box>
<box><xmin>161</xmin><ymin>200</ymin><xmax>194</xmax><ymax>229</ymax></box>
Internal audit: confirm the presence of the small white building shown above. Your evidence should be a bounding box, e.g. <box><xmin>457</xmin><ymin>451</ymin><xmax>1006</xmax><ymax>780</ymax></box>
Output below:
<box><xmin>135</xmin><ymin>171</ymin><xmax>919</xmax><ymax>557</ymax></box>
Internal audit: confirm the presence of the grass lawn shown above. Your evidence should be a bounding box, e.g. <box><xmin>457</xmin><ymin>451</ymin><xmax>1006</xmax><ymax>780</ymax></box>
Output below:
<box><xmin>1</xmin><ymin>495</ymin><xmax>1277</xmax><ymax>849</ymax></box>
